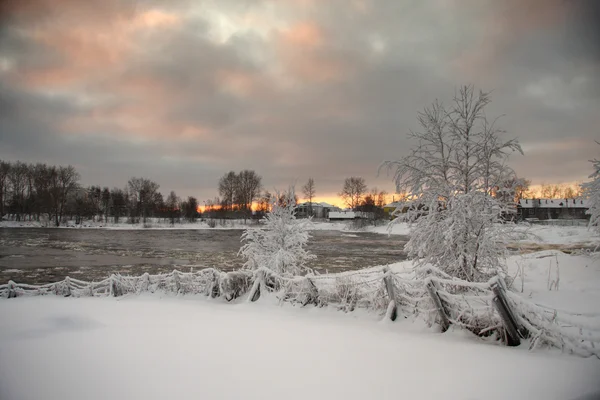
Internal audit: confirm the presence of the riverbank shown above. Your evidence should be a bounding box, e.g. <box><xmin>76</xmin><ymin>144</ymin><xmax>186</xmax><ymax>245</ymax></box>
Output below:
<box><xmin>0</xmin><ymin>218</ymin><xmax>355</xmax><ymax>232</ymax></box>
<box><xmin>2</xmin><ymin>218</ymin><xmax>598</xmax><ymax>248</ymax></box>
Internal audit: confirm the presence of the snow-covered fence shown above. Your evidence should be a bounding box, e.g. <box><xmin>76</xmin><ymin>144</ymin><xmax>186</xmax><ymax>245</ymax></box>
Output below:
<box><xmin>2</xmin><ymin>267</ymin><xmax>599</xmax><ymax>358</ymax></box>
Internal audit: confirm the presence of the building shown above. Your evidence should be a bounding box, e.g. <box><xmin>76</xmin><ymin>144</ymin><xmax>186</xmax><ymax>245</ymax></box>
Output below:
<box><xmin>295</xmin><ymin>202</ymin><xmax>341</xmax><ymax>218</ymax></box>
<box><xmin>517</xmin><ymin>198</ymin><xmax>590</xmax><ymax>221</ymax></box>
<box><xmin>328</xmin><ymin>211</ymin><xmax>374</xmax><ymax>221</ymax></box>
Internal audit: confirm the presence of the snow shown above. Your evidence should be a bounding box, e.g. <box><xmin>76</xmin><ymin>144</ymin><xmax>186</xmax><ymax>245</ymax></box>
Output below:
<box><xmin>0</xmin><ymin>218</ymin><xmax>353</xmax><ymax>232</ymax></box>
<box><xmin>367</xmin><ymin>221</ymin><xmax>600</xmax><ymax>247</ymax></box>
<box><xmin>514</xmin><ymin>224</ymin><xmax>599</xmax><ymax>246</ymax></box>
<box><xmin>1</xmin><ymin>295</ymin><xmax>599</xmax><ymax>400</ymax></box>
<box><xmin>518</xmin><ymin>198</ymin><xmax>589</xmax><ymax>209</ymax></box>
<box><xmin>504</xmin><ymin>250</ymin><xmax>600</xmax><ymax>313</ymax></box>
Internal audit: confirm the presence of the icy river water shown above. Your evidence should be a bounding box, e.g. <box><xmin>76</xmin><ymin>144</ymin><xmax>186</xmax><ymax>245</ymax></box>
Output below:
<box><xmin>0</xmin><ymin>228</ymin><xmax>409</xmax><ymax>284</ymax></box>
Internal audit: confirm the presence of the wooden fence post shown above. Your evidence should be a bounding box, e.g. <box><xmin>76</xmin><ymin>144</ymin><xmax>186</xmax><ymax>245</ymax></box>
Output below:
<box><xmin>491</xmin><ymin>282</ymin><xmax>526</xmax><ymax>346</ymax></box>
<box><xmin>140</xmin><ymin>273</ymin><xmax>150</xmax><ymax>293</ymax></box>
<box><xmin>248</xmin><ymin>270</ymin><xmax>264</xmax><ymax>302</ymax></box>
<box><xmin>210</xmin><ymin>271</ymin><xmax>220</xmax><ymax>298</ymax></box>
<box><xmin>7</xmin><ymin>280</ymin><xmax>17</xmax><ymax>298</ymax></box>
<box><xmin>382</xmin><ymin>267</ymin><xmax>398</xmax><ymax>321</ymax></box>
<box><xmin>425</xmin><ymin>279</ymin><xmax>450</xmax><ymax>332</ymax></box>
<box><xmin>173</xmin><ymin>270</ymin><xmax>181</xmax><ymax>294</ymax></box>
<box><xmin>63</xmin><ymin>277</ymin><xmax>72</xmax><ymax>297</ymax></box>
<box><xmin>111</xmin><ymin>274</ymin><xmax>122</xmax><ymax>297</ymax></box>
<box><xmin>302</xmin><ymin>277</ymin><xmax>319</xmax><ymax>307</ymax></box>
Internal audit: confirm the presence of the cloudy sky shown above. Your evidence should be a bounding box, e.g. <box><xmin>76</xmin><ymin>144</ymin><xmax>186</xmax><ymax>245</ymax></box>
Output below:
<box><xmin>1</xmin><ymin>0</ymin><xmax>599</xmax><ymax>205</ymax></box>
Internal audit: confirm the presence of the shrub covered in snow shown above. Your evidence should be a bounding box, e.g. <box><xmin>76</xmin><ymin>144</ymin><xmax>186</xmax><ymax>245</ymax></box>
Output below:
<box><xmin>582</xmin><ymin>148</ymin><xmax>600</xmax><ymax>239</ymax></box>
<box><xmin>382</xmin><ymin>86</ymin><xmax>522</xmax><ymax>282</ymax></box>
<box><xmin>239</xmin><ymin>187</ymin><xmax>316</xmax><ymax>277</ymax></box>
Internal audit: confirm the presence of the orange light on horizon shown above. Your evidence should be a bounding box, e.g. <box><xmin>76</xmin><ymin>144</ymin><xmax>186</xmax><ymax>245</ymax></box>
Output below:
<box><xmin>196</xmin><ymin>194</ymin><xmax>397</xmax><ymax>213</ymax></box>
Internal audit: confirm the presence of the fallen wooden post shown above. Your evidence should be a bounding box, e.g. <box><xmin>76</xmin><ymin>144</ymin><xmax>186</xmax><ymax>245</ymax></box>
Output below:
<box><xmin>302</xmin><ymin>277</ymin><xmax>319</xmax><ymax>307</ymax></box>
<box><xmin>491</xmin><ymin>282</ymin><xmax>526</xmax><ymax>346</ymax></box>
<box><xmin>425</xmin><ymin>279</ymin><xmax>450</xmax><ymax>332</ymax></box>
<box><xmin>382</xmin><ymin>268</ymin><xmax>398</xmax><ymax>321</ymax></box>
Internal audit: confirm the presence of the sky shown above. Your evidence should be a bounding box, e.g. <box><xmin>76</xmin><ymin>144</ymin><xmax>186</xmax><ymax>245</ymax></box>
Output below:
<box><xmin>1</xmin><ymin>0</ymin><xmax>599</xmax><ymax>206</ymax></box>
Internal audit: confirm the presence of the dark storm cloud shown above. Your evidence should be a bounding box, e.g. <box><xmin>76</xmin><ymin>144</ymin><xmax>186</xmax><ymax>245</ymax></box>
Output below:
<box><xmin>0</xmin><ymin>0</ymin><xmax>598</xmax><ymax>202</ymax></box>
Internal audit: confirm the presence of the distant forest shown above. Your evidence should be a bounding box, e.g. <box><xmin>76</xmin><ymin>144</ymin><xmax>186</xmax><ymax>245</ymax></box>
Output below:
<box><xmin>0</xmin><ymin>159</ymin><xmax>394</xmax><ymax>227</ymax></box>
<box><xmin>0</xmin><ymin>160</ymin><xmax>200</xmax><ymax>226</ymax></box>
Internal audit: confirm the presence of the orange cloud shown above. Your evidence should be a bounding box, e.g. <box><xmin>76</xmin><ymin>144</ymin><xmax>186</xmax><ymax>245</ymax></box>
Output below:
<box><xmin>275</xmin><ymin>21</ymin><xmax>351</xmax><ymax>84</ymax></box>
<box><xmin>281</xmin><ymin>22</ymin><xmax>324</xmax><ymax>48</ymax></box>
<box><xmin>132</xmin><ymin>9</ymin><xmax>180</xmax><ymax>29</ymax></box>
<box><xmin>217</xmin><ymin>70</ymin><xmax>260</xmax><ymax>97</ymax></box>
<box><xmin>9</xmin><ymin>4</ymin><xmax>181</xmax><ymax>90</ymax></box>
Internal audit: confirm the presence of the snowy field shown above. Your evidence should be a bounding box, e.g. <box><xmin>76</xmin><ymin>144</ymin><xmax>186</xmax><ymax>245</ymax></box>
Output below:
<box><xmin>0</xmin><ymin>250</ymin><xmax>599</xmax><ymax>399</ymax></box>
<box><xmin>1</xmin><ymin>295</ymin><xmax>599</xmax><ymax>400</ymax></box>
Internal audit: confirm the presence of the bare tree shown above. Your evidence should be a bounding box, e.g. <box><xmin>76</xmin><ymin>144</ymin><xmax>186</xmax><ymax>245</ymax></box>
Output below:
<box><xmin>236</xmin><ymin>170</ymin><xmax>262</xmax><ymax>214</ymax></box>
<box><xmin>218</xmin><ymin>171</ymin><xmax>238</xmax><ymax>212</ymax></box>
<box><xmin>8</xmin><ymin>161</ymin><xmax>28</xmax><ymax>220</ymax></box>
<box><xmin>101</xmin><ymin>187</ymin><xmax>111</xmax><ymax>223</ymax></box>
<box><xmin>127</xmin><ymin>177</ymin><xmax>160</xmax><ymax>223</ymax></box>
<box><xmin>48</xmin><ymin>165</ymin><xmax>81</xmax><ymax>226</ymax></box>
<box><xmin>165</xmin><ymin>190</ymin><xmax>180</xmax><ymax>225</ymax></box>
<box><xmin>0</xmin><ymin>161</ymin><xmax>10</xmax><ymax>218</ymax></box>
<box><xmin>110</xmin><ymin>188</ymin><xmax>127</xmax><ymax>223</ymax></box>
<box><xmin>339</xmin><ymin>177</ymin><xmax>367</xmax><ymax>209</ymax></box>
<box><xmin>540</xmin><ymin>183</ymin><xmax>563</xmax><ymax>199</ymax></box>
<box><xmin>181</xmin><ymin>196</ymin><xmax>199</xmax><ymax>222</ymax></box>
<box><xmin>382</xmin><ymin>85</ymin><xmax>522</xmax><ymax>282</ymax></box>
<box><xmin>302</xmin><ymin>178</ymin><xmax>316</xmax><ymax>216</ymax></box>
<box><xmin>563</xmin><ymin>184</ymin><xmax>582</xmax><ymax>199</ymax></box>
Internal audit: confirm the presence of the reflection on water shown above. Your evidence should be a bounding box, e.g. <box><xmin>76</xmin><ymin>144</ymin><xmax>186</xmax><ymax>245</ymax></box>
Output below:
<box><xmin>0</xmin><ymin>228</ymin><xmax>408</xmax><ymax>284</ymax></box>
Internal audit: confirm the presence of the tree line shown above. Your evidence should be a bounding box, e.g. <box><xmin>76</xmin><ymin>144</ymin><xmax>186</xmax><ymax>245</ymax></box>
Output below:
<box><xmin>2</xmin><ymin>158</ymin><xmax>565</xmax><ymax>228</ymax></box>
<box><xmin>0</xmin><ymin>159</ymin><xmax>411</xmax><ymax>227</ymax></box>
<box><xmin>0</xmin><ymin>160</ymin><xmax>199</xmax><ymax>226</ymax></box>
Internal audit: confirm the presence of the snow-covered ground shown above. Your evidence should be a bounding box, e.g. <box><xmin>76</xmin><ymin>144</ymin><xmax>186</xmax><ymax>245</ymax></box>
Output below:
<box><xmin>0</xmin><ymin>218</ymin><xmax>354</xmax><ymax>232</ymax></box>
<box><xmin>372</xmin><ymin>221</ymin><xmax>600</xmax><ymax>247</ymax></box>
<box><xmin>385</xmin><ymin>250</ymin><xmax>600</xmax><ymax>314</ymax></box>
<box><xmin>1</xmin><ymin>295</ymin><xmax>599</xmax><ymax>400</ymax></box>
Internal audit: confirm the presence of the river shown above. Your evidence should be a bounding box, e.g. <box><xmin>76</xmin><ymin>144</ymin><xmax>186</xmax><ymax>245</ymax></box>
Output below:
<box><xmin>0</xmin><ymin>228</ymin><xmax>408</xmax><ymax>284</ymax></box>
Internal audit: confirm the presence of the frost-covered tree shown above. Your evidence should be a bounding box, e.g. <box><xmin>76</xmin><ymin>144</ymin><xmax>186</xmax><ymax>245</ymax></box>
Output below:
<box><xmin>582</xmin><ymin>145</ymin><xmax>600</xmax><ymax>236</ymax></box>
<box><xmin>382</xmin><ymin>85</ymin><xmax>522</xmax><ymax>282</ymax></box>
<box><xmin>239</xmin><ymin>187</ymin><xmax>315</xmax><ymax>277</ymax></box>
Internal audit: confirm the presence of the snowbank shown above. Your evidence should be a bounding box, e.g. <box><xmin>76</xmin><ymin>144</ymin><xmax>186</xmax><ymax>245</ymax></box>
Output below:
<box><xmin>1</xmin><ymin>296</ymin><xmax>599</xmax><ymax>400</ymax></box>
<box><xmin>0</xmin><ymin>218</ymin><xmax>354</xmax><ymax>232</ymax></box>
<box><xmin>368</xmin><ymin>221</ymin><xmax>600</xmax><ymax>246</ymax></box>
<box><xmin>515</xmin><ymin>224</ymin><xmax>599</xmax><ymax>246</ymax></box>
